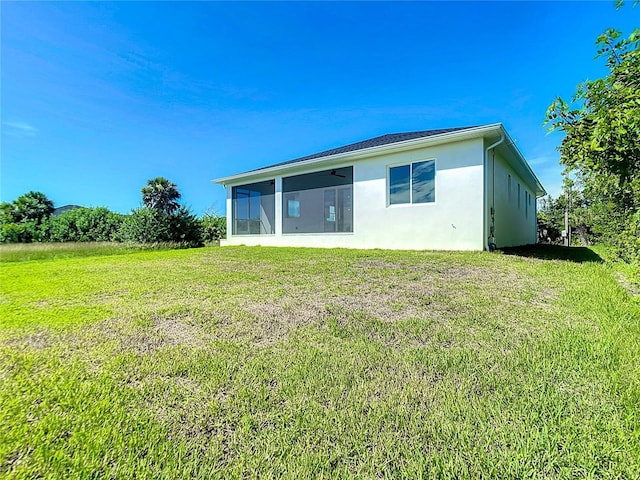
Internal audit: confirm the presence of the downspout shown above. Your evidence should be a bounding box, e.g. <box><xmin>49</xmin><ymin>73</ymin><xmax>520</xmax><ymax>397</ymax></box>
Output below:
<box><xmin>484</xmin><ymin>133</ymin><xmax>504</xmax><ymax>251</ymax></box>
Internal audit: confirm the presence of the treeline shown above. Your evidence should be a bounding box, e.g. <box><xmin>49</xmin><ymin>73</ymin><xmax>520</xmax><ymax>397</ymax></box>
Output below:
<box><xmin>538</xmin><ymin>185</ymin><xmax>639</xmax><ymax>265</ymax></box>
<box><xmin>1</xmin><ymin>179</ymin><xmax>226</xmax><ymax>247</ymax></box>
<box><xmin>544</xmin><ymin>24</ymin><xmax>639</xmax><ymax>266</ymax></box>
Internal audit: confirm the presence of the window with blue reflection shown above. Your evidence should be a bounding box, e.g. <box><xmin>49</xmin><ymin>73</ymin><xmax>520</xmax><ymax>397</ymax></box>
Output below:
<box><xmin>389</xmin><ymin>164</ymin><xmax>411</xmax><ymax>204</ymax></box>
<box><xmin>412</xmin><ymin>160</ymin><xmax>435</xmax><ymax>203</ymax></box>
<box><xmin>388</xmin><ymin>160</ymin><xmax>435</xmax><ymax>204</ymax></box>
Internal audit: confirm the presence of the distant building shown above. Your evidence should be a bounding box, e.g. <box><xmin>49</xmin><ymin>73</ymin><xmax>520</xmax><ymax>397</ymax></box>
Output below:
<box><xmin>53</xmin><ymin>205</ymin><xmax>83</xmax><ymax>216</ymax></box>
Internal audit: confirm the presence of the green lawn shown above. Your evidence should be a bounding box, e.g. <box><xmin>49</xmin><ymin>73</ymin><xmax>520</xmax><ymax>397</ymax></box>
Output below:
<box><xmin>0</xmin><ymin>244</ymin><xmax>638</xmax><ymax>478</ymax></box>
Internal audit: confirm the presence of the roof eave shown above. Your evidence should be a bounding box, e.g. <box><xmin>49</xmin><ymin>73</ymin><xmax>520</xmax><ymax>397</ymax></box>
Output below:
<box><xmin>499</xmin><ymin>127</ymin><xmax>547</xmax><ymax>197</ymax></box>
<box><xmin>212</xmin><ymin>123</ymin><xmax>503</xmax><ymax>185</ymax></box>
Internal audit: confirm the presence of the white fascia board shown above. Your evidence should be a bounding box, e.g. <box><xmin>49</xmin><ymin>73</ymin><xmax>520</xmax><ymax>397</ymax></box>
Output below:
<box><xmin>212</xmin><ymin>124</ymin><xmax>503</xmax><ymax>186</ymax></box>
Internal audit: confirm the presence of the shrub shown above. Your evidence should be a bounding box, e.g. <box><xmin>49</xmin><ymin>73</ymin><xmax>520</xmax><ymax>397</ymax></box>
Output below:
<box><xmin>201</xmin><ymin>213</ymin><xmax>226</xmax><ymax>244</ymax></box>
<box><xmin>120</xmin><ymin>206</ymin><xmax>203</xmax><ymax>247</ymax></box>
<box><xmin>49</xmin><ymin>207</ymin><xmax>125</xmax><ymax>242</ymax></box>
<box><xmin>614</xmin><ymin>210</ymin><xmax>640</xmax><ymax>265</ymax></box>
<box><xmin>120</xmin><ymin>207</ymin><xmax>171</xmax><ymax>244</ymax></box>
<box><xmin>168</xmin><ymin>206</ymin><xmax>203</xmax><ymax>247</ymax></box>
<box><xmin>0</xmin><ymin>221</ymin><xmax>49</xmax><ymax>243</ymax></box>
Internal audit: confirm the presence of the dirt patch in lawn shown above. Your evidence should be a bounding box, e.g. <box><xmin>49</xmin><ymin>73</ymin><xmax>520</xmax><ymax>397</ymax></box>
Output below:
<box><xmin>95</xmin><ymin>315</ymin><xmax>208</xmax><ymax>353</ymax></box>
<box><xmin>211</xmin><ymin>262</ymin><xmax>558</xmax><ymax>348</ymax></box>
<box><xmin>2</xmin><ymin>315</ymin><xmax>210</xmax><ymax>357</ymax></box>
<box><xmin>216</xmin><ymin>297</ymin><xmax>327</xmax><ymax>346</ymax></box>
<box><xmin>615</xmin><ymin>271</ymin><xmax>640</xmax><ymax>299</ymax></box>
<box><xmin>214</xmin><ymin>270</ymin><xmax>470</xmax><ymax>347</ymax></box>
<box><xmin>357</xmin><ymin>259</ymin><xmax>491</xmax><ymax>278</ymax></box>
<box><xmin>152</xmin><ymin>315</ymin><xmax>205</xmax><ymax>348</ymax></box>
<box><xmin>2</xmin><ymin>330</ymin><xmax>54</xmax><ymax>351</ymax></box>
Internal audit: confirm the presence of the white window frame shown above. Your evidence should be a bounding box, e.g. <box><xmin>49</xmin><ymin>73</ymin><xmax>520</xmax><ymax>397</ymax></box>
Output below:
<box><xmin>387</xmin><ymin>158</ymin><xmax>437</xmax><ymax>206</ymax></box>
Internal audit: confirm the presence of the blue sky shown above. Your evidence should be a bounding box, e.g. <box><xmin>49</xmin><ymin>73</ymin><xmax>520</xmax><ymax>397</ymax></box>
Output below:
<box><xmin>2</xmin><ymin>1</ymin><xmax>638</xmax><ymax>215</ymax></box>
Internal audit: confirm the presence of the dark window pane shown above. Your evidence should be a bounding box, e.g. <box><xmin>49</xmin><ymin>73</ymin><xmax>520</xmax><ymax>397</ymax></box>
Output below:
<box><xmin>282</xmin><ymin>167</ymin><xmax>353</xmax><ymax>233</ymax></box>
<box><xmin>232</xmin><ymin>180</ymin><xmax>275</xmax><ymax>235</ymax></box>
<box><xmin>412</xmin><ymin>160</ymin><xmax>435</xmax><ymax>203</ymax></box>
<box><xmin>282</xmin><ymin>167</ymin><xmax>352</xmax><ymax>192</ymax></box>
<box><xmin>389</xmin><ymin>165</ymin><xmax>410</xmax><ymax>204</ymax></box>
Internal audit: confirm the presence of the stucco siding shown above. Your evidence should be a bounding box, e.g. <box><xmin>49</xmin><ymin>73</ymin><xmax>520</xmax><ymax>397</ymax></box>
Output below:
<box><xmin>222</xmin><ymin>138</ymin><xmax>485</xmax><ymax>250</ymax></box>
<box><xmin>490</xmin><ymin>150</ymin><xmax>538</xmax><ymax>247</ymax></box>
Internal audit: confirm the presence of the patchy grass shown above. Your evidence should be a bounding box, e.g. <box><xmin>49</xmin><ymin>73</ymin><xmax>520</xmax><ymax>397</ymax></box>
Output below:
<box><xmin>588</xmin><ymin>244</ymin><xmax>640</xmax><ymax>300</ymax></box>
<box><xmin>1</xmin><ymin>245</ymin><xmax>639</xmax><ymax>478</ymax></box>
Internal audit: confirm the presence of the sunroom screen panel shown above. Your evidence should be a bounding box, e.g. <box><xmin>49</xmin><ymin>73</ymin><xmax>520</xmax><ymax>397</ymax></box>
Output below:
<box><xmin>232</xmin><ymin>180</ymin><xmax>275</xmax><ymax>234</ymax></box>
<box><xmin>282</xmin><ymin>167</ymin><xmax>353</xmax><ymax>234</ymax></box>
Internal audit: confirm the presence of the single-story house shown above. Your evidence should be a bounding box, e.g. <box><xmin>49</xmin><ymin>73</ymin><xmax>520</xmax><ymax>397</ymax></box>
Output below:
<box><xmin>212</xmin><ymin>123</ymin><xmax>546</xmax><ymax>251</ymax></box>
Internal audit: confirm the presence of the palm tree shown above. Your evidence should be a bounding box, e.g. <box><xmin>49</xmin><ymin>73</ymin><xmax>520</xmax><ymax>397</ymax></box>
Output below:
<box><xmin>141</xmin><ymin>177</ymin><xmax>181</xmax><ymax>214</ymax></box>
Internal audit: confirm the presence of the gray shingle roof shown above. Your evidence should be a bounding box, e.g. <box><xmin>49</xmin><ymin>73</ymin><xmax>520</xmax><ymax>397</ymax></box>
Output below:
<box><xmin>250</xmin><ymin>125</ymin><xmax>480</xmax><ymax>173</ymax></box>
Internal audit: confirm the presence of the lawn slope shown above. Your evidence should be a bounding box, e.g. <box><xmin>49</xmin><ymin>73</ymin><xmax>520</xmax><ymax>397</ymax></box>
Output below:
<box><xmin>1</xmin><ymin>246</ymin><xmax>638</xmax><ymax>478</ymax></box>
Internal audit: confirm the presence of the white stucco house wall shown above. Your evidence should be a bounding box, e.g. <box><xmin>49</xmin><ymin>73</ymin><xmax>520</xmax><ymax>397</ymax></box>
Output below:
<box><xmin>212</xmin><ymin>123</ymin><xmax>546</xmax><ymax>251</ymax></box>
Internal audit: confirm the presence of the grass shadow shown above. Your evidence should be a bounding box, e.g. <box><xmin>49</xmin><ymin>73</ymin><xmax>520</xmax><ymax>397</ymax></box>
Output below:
<box><xmin>500</xmin><ymin>244</ymin><xmax>604</xmax><ymax>263</ymax></box>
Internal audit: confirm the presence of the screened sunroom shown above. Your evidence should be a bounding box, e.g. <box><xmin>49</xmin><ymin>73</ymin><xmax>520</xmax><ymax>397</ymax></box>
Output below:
<box><xmin>230</xmin><ymin>166</ymin><xmax>353</xmax><ymax>236</ymax></box>
<box><xmin>282</xmin><ymin>166</ymin><xmax>353</xmax><ymax>234</ymax></box>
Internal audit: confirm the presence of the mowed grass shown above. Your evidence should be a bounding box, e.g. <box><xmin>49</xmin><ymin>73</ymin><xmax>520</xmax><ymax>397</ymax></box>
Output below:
<box><xmin>0</xmin><ymin>244</ymin><xmax>639</xmax><ymax>479</ymax></box>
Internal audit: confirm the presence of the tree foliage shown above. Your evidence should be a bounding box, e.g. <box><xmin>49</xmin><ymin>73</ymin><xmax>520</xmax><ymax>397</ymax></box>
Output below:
<box><xmin>1</xmin><ymin>181</ymin><xmax>216</xmax><ymax>249</ymax></box>
<box><xmin>141</xmin><ymin>177</ymin><xmax>181</xmax><ymax>215</ymax></box>
<box><xmin>120</xmin><ymin>206</ymin><xmax>203</xmax><ymax>247</ymax></box>
<box><xmin>49</xmin><ymin>207</ymin><xmax>125</xmax><ymax>242</ymax></box>
<box><xmin>546</xmin><ymin>27</ymin><xmax>640</xmax><ymax>262</ymax></box>
<box><xmin>0</xmin><ymin>191</ymin><xmax>54</xmax><ymax>225</ymax></box>
<box><xmin>201</xmin><ymin>212</ymin><xmax>227</xmax><ymax>244</ymax></box>
<box><xmin>120</xmin><ymin>207</ymin><xmax>172</xmax><ymax>244</ymax></box>
<box><xmin>0</xmin><ymin>221</ymin><xmax>49</xmax><ymax>243</ymax></box>
<box><xmin>130</xmin><ymin>178</ymin><xmax>203</xmax><ymax>246</ymax></box>
<box><xmin>0</xmin><ymin>191</ymin><xmax>55</xmax><ymax>243</ymax></box>
<box><xmin>537</xmin><ymin>180</ymin><xmax>595</xmax><ymax>246</ymax></box>
<box><xmin>168</xmin><ymin>206</ymin><xmax>203</xmax><ymax>246</ymax></box>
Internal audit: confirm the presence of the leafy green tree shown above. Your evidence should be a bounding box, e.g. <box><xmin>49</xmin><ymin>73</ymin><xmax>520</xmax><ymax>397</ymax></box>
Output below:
<box><xmin>0</xmin><ymin>191</ymin><xmax>54</xmax><ymax>243</ymax></box>
<box><xmin>0</xmin><ymin>221</ymin><xmax>49</xmax><ymax>243</ymax></box>
<box><xmin>546</xmin><ymin>27</ymin><xmax>640</xmax><ymax>261</ymax></box>
<box><xmin>120</xmin><ymin>207</ymin><xmax>172</xmax><ymax>244</ymax></box>
<box><xmin>120</xmin><ymin>206</ymin><xmax>203</xmax><ymax>247</ymax></box>
<box><xmin>141</xmin><ymin>177</ymin><xmax>181</xmax><ymax>215</ymax></box>
<box><xmin>0</xmin><ymin>202</ymin><xmax>14</xmax><ymax>224</ymax></box>
<box><xmin>2</xmin><ymin>191</ymin><xmax>54</xmax><ymax>224</ymax></box>
<box><xmin>168</xmin><ymin>206</ymin><xmax>203</xmax><ymax>246</ymax></box>
<box><xmin>537</xmin><ymin>195</ymin><xmax>564</xmax><ymax>244</ymax></box>
<box><xmin>132</xmin><ymin>177</ymin><xmax>204</xmax><ymax>247</ymax></box>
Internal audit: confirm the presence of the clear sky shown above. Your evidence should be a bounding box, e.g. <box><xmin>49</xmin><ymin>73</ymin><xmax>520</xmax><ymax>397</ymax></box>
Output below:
<box><xmin>2</xmin><ymin>1</ymin><xmax>638</xmax><ymax>215</ymax></box>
